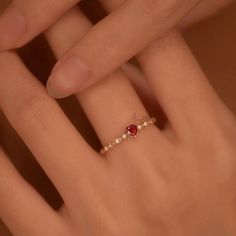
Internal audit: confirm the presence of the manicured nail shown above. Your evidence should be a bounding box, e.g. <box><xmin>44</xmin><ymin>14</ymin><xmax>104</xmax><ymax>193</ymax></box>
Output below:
<box><xmin>0</xmin><ymin>5</ymin><xmax>26</xmax><ymax>50</ymax></box>
<box><xmin>47</xmin><ymin>56</ymin><xmax>91</xmax><ymax>98</ymax></box>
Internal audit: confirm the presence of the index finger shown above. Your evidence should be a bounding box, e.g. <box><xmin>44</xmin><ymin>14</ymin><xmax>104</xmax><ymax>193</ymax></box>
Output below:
<box><xmin>47</xmin><ymin>0</ymin><xmax>200</xmax><ymax>98</ymax></box>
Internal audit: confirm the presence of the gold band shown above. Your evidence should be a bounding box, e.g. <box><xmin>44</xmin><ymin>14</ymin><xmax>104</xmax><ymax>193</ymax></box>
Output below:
<box><xmin>100</xmin><ymin>117</ymin><xmax>156</xmax><ymax>155</ymax></box>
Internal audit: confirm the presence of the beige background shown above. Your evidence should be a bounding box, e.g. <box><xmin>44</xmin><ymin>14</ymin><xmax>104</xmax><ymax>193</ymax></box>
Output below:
<box><xmin>0</xmin><ymin>1</ymin><xmax>236</xmax><ymax>235</ymax></box>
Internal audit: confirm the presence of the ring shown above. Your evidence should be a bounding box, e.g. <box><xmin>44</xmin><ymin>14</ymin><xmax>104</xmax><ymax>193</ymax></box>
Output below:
<box><xmin>100</xmin><ymin>117</ymin><xmax>156</xmax><ymax>155</ymax></box>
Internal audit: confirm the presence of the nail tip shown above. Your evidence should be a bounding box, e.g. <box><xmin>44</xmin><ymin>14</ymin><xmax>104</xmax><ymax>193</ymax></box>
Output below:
<box><xmin>46</xmin><ymin>81</ymin><xmax>71</xmax><ymax>99</ymax></box>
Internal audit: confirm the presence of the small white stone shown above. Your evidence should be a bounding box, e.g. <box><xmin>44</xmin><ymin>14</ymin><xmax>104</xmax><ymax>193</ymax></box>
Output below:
<box><xmin>122</xmin><ymin>134</ymin><xmax>127</xmax><ymax>139</ymax></box>
<box><xmin>115</xmin><ymin>138</ymin><xmax>121</xmax><ymax>144</ymax></box>
<box><xmin>138</xmin><ymin>125</ymin><xmax>142</xmax><ymax>130</ymax></box>
<box><xmin>144</xmin><ymin>122</ymin><xmax>148</xmax><ymax>127</ymax></box>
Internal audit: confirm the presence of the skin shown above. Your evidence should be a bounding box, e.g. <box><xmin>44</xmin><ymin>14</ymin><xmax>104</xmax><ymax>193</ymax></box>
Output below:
<box><xmin>0</xmin><ymin>0</ymin><xmax>233</xmax><ymax>98</ymax></box>
<box><xmin>1</xmin><ymin>3</ymin><xmax>236</xmax><ymax>236</ymax></box>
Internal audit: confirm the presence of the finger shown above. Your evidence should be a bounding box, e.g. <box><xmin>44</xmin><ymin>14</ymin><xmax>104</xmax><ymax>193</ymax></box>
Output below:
<box><xmin>0</xmin><ymin>148</ymin><xmax>65</xmax><ymax>236</ymax></box>
<box><xmin>0</xmin><ymin>51</ymin><xmax>101</xmax><ymax>197</ymax></box>
<box><xmin>97</xmin><ymin>0</ymin><xmax>167</xmax><ymax>125</ymax></box>
<box><xmin>46</xmin><ymin>10</ymin><xmax>170</xmax><ymax>228</ymax></box>
<box><xmin>47</xmin><ymin>0</ymin><xmax>200</xmax><ymax>98</ymax></box>
<box><xmin>0</xmin><ymin>0</ymin><xmax>80</xmax><ymax>50</ymax></box>
<box><xmin>138</xmin><ymin>32</ymin><xmax>234</xmax><ymax>137</ymax></box>
<box><xmin>46</xmin><ymin>8</ymin><xmax>164</xmax><ymax>156</ymax></box>
<box><xmin>46</xmin><ymin>12</ymin><xmax>168</xmax><ymax>223</ymax></box>
<box><xmin>100</xmin><ymin>0</ymin><xmax>234</xmax><ymax>30</ymax></box>
<box><xmin>179</xmin><ymin>0</ymin><xmax>234</xmax><ymax>29</ymax></box>
<box><xmin>100</xmin><ymin>0</ymin><xmax>234</xmax><ymax>136</ymax></box>
<box><xmin>121</xmin><ymin>63</ymin><xmax>166</xmax><ymax>125</ymax></box>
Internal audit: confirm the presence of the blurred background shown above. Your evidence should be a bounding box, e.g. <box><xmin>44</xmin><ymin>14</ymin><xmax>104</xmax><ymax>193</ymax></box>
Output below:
<box><xmin>0</xmin><ymin>0</ymin><xmax>236</xmax><ymax>235</ymax></box>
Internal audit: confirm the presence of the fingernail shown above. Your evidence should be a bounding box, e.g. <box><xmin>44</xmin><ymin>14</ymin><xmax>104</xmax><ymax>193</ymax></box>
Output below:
<box><xmin>47</xmin><ymin>56</ymin><xmax>91</xmax><ymax>98</ymax></box>
<box><xmin>0</xmin><ymin>5</ymin><xmax>26</xmax><ymax>50</ymax></box>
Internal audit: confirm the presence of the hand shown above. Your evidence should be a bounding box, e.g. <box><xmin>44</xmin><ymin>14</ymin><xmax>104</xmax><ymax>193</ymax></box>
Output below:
<box><xmin>46</xmin><ymin>0</ymin><xmax>233</xmax><ymax>98</ymax></box>
<box><xmin>0</xmin><ymin>0</ymin><xmax>233</xmax><ymax>98</ymax></box>
<box><xmin>1</xmin><ymin>7</ymin><xmax>236</xmax><ymax>235</ymax></box>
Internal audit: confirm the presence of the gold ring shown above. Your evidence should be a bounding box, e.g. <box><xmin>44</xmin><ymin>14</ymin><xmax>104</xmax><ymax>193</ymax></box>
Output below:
<box><xmin>100</xmin><ymin>117</ymin><xmax>156</xmax><ymax>155</ymax></box>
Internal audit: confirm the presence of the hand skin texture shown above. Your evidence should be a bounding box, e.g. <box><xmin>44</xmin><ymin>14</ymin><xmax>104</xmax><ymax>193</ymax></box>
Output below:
<box><xmin>0</xmin><ymin>0</ymin><xmax>233</xmax><ymax>98</ymax></box>
<box><xmin>1</xmin><ymin>2</ymin><xmax>236</xmax><ymax>235</ymax></box>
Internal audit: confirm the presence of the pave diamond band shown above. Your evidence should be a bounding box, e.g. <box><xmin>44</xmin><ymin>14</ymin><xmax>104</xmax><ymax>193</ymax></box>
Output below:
<box><xmin>100</xmin><ymin>117</ymin><xmax>156</xmax><ymax>155</ymax></box>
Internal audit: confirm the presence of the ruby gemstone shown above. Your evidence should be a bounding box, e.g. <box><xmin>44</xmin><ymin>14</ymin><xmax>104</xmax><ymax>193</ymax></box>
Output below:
<box><xmin>125</xmin><ymin>124</ymin><xmax>138</xmax><ymax>137</ymax></box>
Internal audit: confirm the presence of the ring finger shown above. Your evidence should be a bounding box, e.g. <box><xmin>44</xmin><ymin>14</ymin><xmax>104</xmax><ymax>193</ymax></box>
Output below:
<box><xmin>45</xmin><ymin>8</ymin><xmax>165</xmax><ymax>162</ymax></box>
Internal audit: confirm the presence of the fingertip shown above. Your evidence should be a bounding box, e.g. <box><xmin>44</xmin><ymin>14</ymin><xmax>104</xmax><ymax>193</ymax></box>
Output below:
<box><xmin>46</xmin><ymin>80</ymin><xmax>67</xmax><ymax>99</ymax></box>
<box><xmin>47</xmin><ymin>72</ymin><xmax>74</xmax><ymax>99</ymax></box>
<box><xmin>47</xmin><ymin>56</ymin><xmax>91</xmax><ymax>98</ymax></box>
<box><xmin>0</xmin><ymin>5</ymin><xmax>27</xmax><ymax>51</ymax></box>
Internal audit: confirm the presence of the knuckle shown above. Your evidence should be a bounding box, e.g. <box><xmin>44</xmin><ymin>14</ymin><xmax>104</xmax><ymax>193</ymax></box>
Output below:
<box><xmin>141</xmin><ymin>187</ymin><xmax>187</xmax><ymax>228</ymax></box>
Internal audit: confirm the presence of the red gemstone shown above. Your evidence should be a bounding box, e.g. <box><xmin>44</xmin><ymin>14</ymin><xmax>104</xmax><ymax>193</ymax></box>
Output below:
<box><xmin>125</xmin><ymin>124</ymin><xmax>138</xmax><ymax>137</ymax></box>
